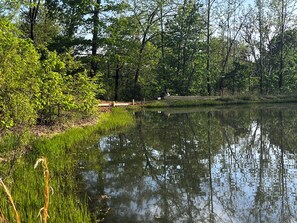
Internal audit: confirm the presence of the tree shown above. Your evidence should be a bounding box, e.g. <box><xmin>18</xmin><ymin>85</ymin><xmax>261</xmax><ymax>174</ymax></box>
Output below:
<box><xmin>44</xmin><ymin>0</ymin><xmax>89</xmax><ymax>52</ymax></box>
<box><xmin>269</xmin><ymin>0</ymin><xmax>297</xmax><ymax>93</ymax></box>
<box><xmin>0</xmin><ymin>0</ymin><xmax>21</xmax><ymax>19</ymax></box>
<box><xmin>206</xmin><ymin>0</ymin><xmax>215</xmax><ymax>95</ymax></box>
<box><xmin>224</xmin><ymin>61</ymin><xmax>249</xmax><ymax>94</ymax></box>
<box><xmin>90</xmin><ymin>0</ymin><xmax>101</xmax><ymax>77</ymax></box>
<box><xmin>268</xmin><ymin>29</ymin><xmax>297</xmax><ymax>92</ymax></box>
<box><xmin>257</xmin><ymin>0</ymin><xmax>264</xmax><ymax>94</ymax></box>
<box><xmin>164</xmin><ymin>0</ymin><xmax>205</xmax><ymax>95</ymax></box>
<box><xmin>214</xmin><ymin>0</ymin><xmax>251</xmax><ymax>95</ymax></box>
<box><xmin>0</xmin><ymin>18</ymin><xmax>99</xmax><ymax>128</ymax></box>
<box><xmin>130</xmin><ymin>0</ymin><xmax>161</xmax><ymax>98</ymax></box>
<box><xmin>103</xmin><ymin>15</ymin><xmax>138</xmax><ymax>100</ymax></box>
<box><xmin>28</xmin><ymin>0</ymin><xmax>41</xmax><ymax>42</ymax></box>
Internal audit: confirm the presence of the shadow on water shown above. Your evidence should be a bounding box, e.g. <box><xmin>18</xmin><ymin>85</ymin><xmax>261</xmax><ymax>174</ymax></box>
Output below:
<box><xmin>79</xmin><ymin>104</ymin><xmax>297</xmax><ymax>223</ymax></box>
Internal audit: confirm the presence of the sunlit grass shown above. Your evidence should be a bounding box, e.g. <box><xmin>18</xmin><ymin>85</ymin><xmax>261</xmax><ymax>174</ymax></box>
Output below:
<box><xmin>0</xmin><ymin>178</ymin><xmax>21</xmax><ymax>223</ymax></box>
<box><xmin>97</xmin><ymin>107</ymin><xmax>135</xmax><ymax>132</ymax></box>
<box><xmin>0</xmin><ymin>108</ymin><xmax>135</xmax><ymax>222</ymax></box>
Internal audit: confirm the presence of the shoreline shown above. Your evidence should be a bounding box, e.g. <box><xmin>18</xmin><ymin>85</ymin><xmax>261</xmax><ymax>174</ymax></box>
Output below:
<box><xmin>144</xmin><ymin>94</ymin><xmax>297</xmax><ymax>108</ymax></box>
<box><xmin>0</xmin><ymin>108</ymin><xmax>135</xmax><ymax>222</ymax></box>
<box><xmin>2</xmin><ymin>94</ymin><xmax>297</xmax><ymax>140</ymax></box>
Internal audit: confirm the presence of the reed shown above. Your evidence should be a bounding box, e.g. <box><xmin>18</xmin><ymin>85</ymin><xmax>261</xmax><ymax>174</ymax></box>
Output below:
<box><xmin>0</xmin><ymin>179</ymin><xmax>21</xmax><ymax>223</ymax></box>
<box><xmin>34</xmin><ymin>157</ymin><xmax>50</xmax><ymax>223</ymax></box>
<box><xmin>0</xmin><ymin>207</ymin><xmax>7</xmax><ymax>223</ymax></box>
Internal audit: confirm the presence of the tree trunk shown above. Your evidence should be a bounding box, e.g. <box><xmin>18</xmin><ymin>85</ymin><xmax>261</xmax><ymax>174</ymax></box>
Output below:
<box><xmin>90</xmin><ymin>0</ymin><xmax>100</xmax><ymax>77</ymax></box>
<box><xmin>28</xmin><ymin>0</ymin><xmax>41</xmax><ymax>43</ymax></box>
<box><xmin>160</xmin><ymin>0</ymin><xmax>166</xmax><ymax>94</ymax></box>
<box><xmin>133</xmin><ymin>7</ymin><xmax>158</xmax><ymax>99</ymax></box>
<box><xmin>279</xmin><ymin>0</ymin><xmax>285</xmax><ymax>93</ymax></box>
<box><xmin>114</xmin><ymin>64</ymin><xmax>121</xmax><ymax>101</ymax></box>
<box><xmin>133</xmin><ymin>32</ymin><xmax>147</xmax><ymax>98</ymax></box>
<box><xmin>206</xmin><ymin>0</ymin><xmax>212</xmax><ymax>96</ymax></box>
<box><xmin>257</xmin><ymin>0</ymin><xmax>264</xmax><ymax>94</ymax></box>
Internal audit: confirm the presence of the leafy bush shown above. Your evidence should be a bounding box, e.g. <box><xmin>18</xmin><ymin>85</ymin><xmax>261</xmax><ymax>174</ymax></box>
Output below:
<box><xmin>38</xmin><ymin>49</ymin><xmax>75</xmax><ymax>124</ymax></box>
<box><xmin>68</xmin><ymin>73</ymin><xmax>97</xmax><ymax>114</ymax></box>
<box><xmin>0</xmin><ymin>19</ymin><xmax>41</xmax><ymax>129</ymax></box>
<box><xmin>38</xmin><ymin>49</ymin><xmax>99</xmax><ymax>123</ymax></box>
<box><xmin>59</xmin><ymin>51</ymin><xmax>99</xmax><ymax>115</ymax></box>
<box><xmin>0</xmin><ymin>20</ymin><xmax>101</xmax><ymax>128</ymax></box>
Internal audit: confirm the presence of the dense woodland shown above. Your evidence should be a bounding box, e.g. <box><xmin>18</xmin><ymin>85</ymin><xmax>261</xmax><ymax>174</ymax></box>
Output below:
<box><xmin>0</xmin><ymin>0</ymin><xmax>297</xmax><ymax>129</ymax></box>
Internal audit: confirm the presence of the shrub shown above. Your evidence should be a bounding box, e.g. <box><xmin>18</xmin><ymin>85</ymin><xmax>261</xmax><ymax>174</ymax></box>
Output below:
<box><xmin>0</xmin><ymin>20</ymin><xmax>102</xmax><ymax>128</ymax></box>
<box><xmin>38</xmin><ymin>49</ymin><xmax>98</xmax><ymax>123</ymax></box>
<box><xmin>38</xmin><ymin>49</ymin><xmax>75</xmax><ymax>124</ymax></box>
<box><xmin>0</xmin><ymin>19</ymin><xmax>41</xmax><ymax>129</ymax></box>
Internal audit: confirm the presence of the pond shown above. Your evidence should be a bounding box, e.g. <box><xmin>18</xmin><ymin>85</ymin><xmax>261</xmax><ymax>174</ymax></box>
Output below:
<box><xmin>80</xmin><ymin>104</ymin><xmax>297</xmax><ymax>223</ymax></box>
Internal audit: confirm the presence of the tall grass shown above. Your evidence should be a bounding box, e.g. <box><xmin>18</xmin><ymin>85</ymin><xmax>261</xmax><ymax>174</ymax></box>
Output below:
<box><xmin>97</xmin><ymin>107</ymin><xmax>134</xmax><ymax>132</ymax></box>
<box><xmin>0</xmin><ymin>207</ymin><xmax>7</xmax><ymax>223</ymax></box>
<box><xmin>0</xmin><ymin>108</ymin><xmax>134</xmax><ymax>222</ymax></box>
<box><xmin>0</xmin><ymin>157</ymin><xmax>51</xmax><ymax>223</ymax></box>
<box><xmin>0</xmin><ymin>179</ymin><xmax>21</xmax><ymax>223</ymax></box>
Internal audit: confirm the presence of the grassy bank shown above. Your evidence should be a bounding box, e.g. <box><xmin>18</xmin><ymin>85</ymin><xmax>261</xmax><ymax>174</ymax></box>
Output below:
<box><xmin>0</xmin><ymin>108</ymin><xmax>134</xmax><ymax>223</ymax></box>
<box><xmin>144</xmin><ymin>94</ymin><xmax>297</xmax><ymax>108</ymax></box>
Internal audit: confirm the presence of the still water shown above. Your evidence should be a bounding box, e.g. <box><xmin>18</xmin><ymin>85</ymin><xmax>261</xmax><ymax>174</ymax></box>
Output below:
<box><xmin>81</xmin><ymin>105</ymin><xmax>297</xmax><ymax>223</ymax></box>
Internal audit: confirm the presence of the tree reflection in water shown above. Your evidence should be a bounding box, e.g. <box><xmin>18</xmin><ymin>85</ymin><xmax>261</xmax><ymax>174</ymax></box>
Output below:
<box><xmin>80</xmin><ymin>105</ymin><xmax>297</xmax><ymax>223</ymax></box>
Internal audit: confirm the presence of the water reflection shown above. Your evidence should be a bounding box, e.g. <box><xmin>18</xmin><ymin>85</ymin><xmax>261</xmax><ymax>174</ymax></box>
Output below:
<box><xmin>81</xmin><ymin>105</ymin><xmax>297</xmax><ymax>223</ymax></box>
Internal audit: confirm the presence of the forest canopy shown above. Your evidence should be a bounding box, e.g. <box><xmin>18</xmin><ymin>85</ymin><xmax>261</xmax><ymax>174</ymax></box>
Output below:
<box><xmin>0</xmin><ymin>0</ymin><xmax>297</xmax><ymax>129</ymax></box>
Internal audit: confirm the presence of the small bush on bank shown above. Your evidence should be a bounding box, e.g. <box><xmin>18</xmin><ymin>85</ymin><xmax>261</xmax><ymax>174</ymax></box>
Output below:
<box><xmin>0</xmin><ymin>19</ymin><xmax>101</xmax><ymax>129</ymax></box>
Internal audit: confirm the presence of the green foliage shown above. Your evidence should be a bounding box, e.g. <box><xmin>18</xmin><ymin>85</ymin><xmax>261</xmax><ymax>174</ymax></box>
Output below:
<box><xmin>2</xmin><ymin>0</ymin><xmax>297</xmax><ymax>131</ymax></box>
<box><xmin>99</xmin><ymin>13</ymin><xmax>161</xmax><ymax>100</ymax></box>
<box><xmin>60</xmin><ymin>51</ymin><xmax>103</xmax><ymax>114</ymax></box>
<box><xmin>0</xmin><ymin>19</ymin><xmax>41</xmax><ymax>129</ymax></box>
<box><xmin>0</xmin><ymin>20</ymin><xmax>100</xmax><ymax>128</ymax></box>
<box><xmin>38</xmin><ymin>49</ymin><xmax>99</xmax><ymax>123</ymax></box>
<box><xmin>163</xmin><ymin>1</ymin><xmax>205</xmax><ymax>96</ymax></box>
<box><xmin>38</xmin><ymin>49</ymin><xmax>71</xmax><ymax>123</ymax></box>
<box><xmin>0</xmin><ymin>0</ymin><xmax>20</xmax><ymax>19</ymax></box>
<box><xmin>224</xmin><ymin>61</ymin><xmax>250</xmax><ymax>94</ymax></box>
<box><xmin>268</xmin><ymin>29</ymin><xmax>297</xmax><ymax>93</ymax></box>
<box><xmin>68</xmin><ymin>73</ymin><xmax>97</xmax><ymax>114</ymax></box>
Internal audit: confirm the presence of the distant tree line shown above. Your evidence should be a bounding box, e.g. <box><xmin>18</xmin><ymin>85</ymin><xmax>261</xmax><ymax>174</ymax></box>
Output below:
<box><xmin>0</xmin><ymin>0</ymin><xmax>297</xmax><ymax>128</ymax></box>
